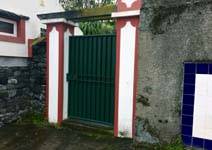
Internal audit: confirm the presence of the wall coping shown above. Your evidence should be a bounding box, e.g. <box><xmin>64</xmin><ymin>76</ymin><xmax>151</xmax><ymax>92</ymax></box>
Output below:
<box><xmin>41</xmin><ymin>18</ymin><xmax>77</xmax><ymax>26</ymax></box>
<box><xmin>111</xmin><ymin>10</ymin><xmax>140</xmax><ymax>18</ymax></box>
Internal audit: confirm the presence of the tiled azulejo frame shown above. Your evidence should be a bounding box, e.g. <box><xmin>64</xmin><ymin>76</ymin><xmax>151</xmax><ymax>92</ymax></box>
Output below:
<box><xmin>182</xmin><ymin>63</ymin><xmax>212</xmax><ymax>150</ymax></box>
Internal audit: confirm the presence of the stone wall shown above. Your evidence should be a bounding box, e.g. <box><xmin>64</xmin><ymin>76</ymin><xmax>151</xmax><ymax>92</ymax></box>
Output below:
<box><xmin>28</xmin><ymin>41</ymin><xmax>46</xmax><ymax>113</ymax></box>
<box><xmin>136</xmin><ymin>0</ymin><xmax>212</xmax><ymax>143</ymax></box>
<box><xmin>0</xmin><ymin>65</ymin><xmax>31</xmax><ymax>127</ymax></box>
<box><xmin>0</xmin><ymin>42</ymin><xmax>46</xmax><ymax>127</ymax></box>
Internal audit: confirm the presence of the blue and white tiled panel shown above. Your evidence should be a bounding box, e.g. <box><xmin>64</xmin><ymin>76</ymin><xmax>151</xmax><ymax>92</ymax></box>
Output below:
<box><xmin>182</xmin><ymin>63</ymin><xmax>212</xmax><ymax>150</ymax></box>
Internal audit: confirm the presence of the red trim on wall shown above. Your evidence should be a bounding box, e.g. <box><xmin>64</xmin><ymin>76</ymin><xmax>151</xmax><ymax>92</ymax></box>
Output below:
<box><xmin>65</xmin><ymin>25</ymin><xmax>75</xmax><ymax>35</ymax></box>
<box><xmin>114</xmin><ymin>20</ymin><xmax>120</xmax><ymax>137</ymax></box>
<box><xmin>28</xmin><ymin>39</ymin><xmax>33</xmax><ymax>58</ymax></box>
<box><xmin>57</xmin><ymin>24</ymin><xmax>65</xmax><ymax>125</ymax></box>
<box><xmin>45</xmin><ymin>26</ymin><xmax>53</xmax><ymax>119</ymax></box>
<box><xmin>0</xmin><ymin>19</ymin><xmax>26</xmax><ymax>43</ymax></box>
<box><xmin>57</xmin><ymin>23</ymin><xmax>74</xmax><ymax>124</ymax></box>
<box><xmin>130</xmin><ymin>17</ymin><xmax>140</xmax><ymax>138</ymax></box>
<box><xmin>117</xmin><ymin>0</ymin><xmax>142</xmax><ymax>11</ymax></box>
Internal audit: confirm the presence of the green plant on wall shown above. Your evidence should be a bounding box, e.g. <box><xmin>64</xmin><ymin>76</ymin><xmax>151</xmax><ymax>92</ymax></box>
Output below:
<box><xmin>59</xmin><ymin>0</ymin><xmax>115</xmax><ymax>9</ymax></box>
<box><xmin>59</xmin><ymin>0</ymin><xmax>115</xmax><ymax>35</ymax></box>
<box><xmin>79</xmin><ymin>20</ymin><xmax>115</xmax><ymax>35</ymax></box>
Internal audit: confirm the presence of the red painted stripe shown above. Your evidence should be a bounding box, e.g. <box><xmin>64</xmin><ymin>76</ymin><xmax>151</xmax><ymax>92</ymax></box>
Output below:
<box><xmin>28</xmin><ymin>39</ymin><xmax>33</xmax><ymax>58</ymax></box>
<box><xmin>117</xmin><ymin>0</ymin><xmax>143</xmax><ymax>12</ymax></box>
<box><xmin>57</xmin><ymin>23</ymin><xmax>75</xmax><ymax>124</ymax></box>
<box><xmin>130</xmin><ymin>17</ymin><xmax>140</xmax><ymax>138</ymax></box>
<box><xmin>57</xmin><ymin>24</ymin><xmax>64</xmax><ymax>125</ymax></box>
<box><xmin>0</xmin><ymin>19</ymin><xmax>26</xmax><ymax>43</ymax></box>
<box><xmin>114</xmin><ymin>21</ymin><xmax>121</xmax><ymax>137</ymax></box>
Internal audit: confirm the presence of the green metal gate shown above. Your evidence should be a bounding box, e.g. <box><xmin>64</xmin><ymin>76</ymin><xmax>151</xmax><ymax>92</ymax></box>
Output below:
<box><xmin>67</xmin><ymin>35</ymin><xmax>116</xmax><ymax>126</ymax></box>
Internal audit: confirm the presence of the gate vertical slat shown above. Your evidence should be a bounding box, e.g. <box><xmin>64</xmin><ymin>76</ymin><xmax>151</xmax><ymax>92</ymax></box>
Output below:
<box><xmin>96</xmin><ymin>37</ymin><xmax>100</xmax><ymax>121</ymax></box>
<box><xmin>92</xmin><ymin>37</ymin><xmax>97</xmax><ymax>120</ymax></box>
<box><xmin>100</xmin><ymin>36</ymin><xmax>105</xmax><ymax>122</ymax></box>
<box><xmin>82</xmin><ymin>37</ymin><xmax>86</xmax><ymax>118</ymax></box>
<box><xmin>78</xmin><ymin>37</ymin><xmax>82</xmax><ymax>118</ymax></box>
<box><xmin>91</xmin><ymin>36</ymin><xmax>95</xmax><ymax>120</ymax></box>
<box><xmin>72</xmin><ymin>38</ymin><xmax>76</xmax><ymax>117</ymax></box>
<box><xmin>112</xmin><ymin>36</ymin><xmax>115</xmax><ymax>124</ymax></box>
<box><xmin>89</xmin><ymin>37</ymin><xmax>92</xmax><ymax>119</ymax></box>
<box><xmin>105</xmin><ymin>36</ymin><xmax>110</xmax><ymax>123</ymax></box>
<box><xmin>68</xmin><ymin>38</ymin><xmax>73</xmax><ymax>116</ymax></box>
<box><xmin>74</xmin><ymin>38</ymin><xmax>78</xmax><ymax>117</ymax></box>
<box><xmin>101</xmin><ymin>37</ymin><xmax>107</xmax><ymax>120</ymax></box>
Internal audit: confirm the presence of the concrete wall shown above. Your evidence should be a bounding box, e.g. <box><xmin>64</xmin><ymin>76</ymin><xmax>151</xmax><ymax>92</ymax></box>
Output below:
<box><xmin>136</xmin><ymin>0</ymin><xmax>212</xmax><ymax>143</ymax></box>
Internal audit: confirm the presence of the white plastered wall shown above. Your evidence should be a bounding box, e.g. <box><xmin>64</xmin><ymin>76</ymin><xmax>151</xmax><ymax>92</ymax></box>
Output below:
<box><xmin>0</xmin><ymin>0</ymin><xmax>64</xmax><ymax>57</ymax></box>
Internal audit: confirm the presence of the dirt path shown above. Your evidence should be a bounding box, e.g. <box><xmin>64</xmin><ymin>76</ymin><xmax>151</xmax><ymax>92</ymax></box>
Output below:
<box><xmin>0</xmin><ymin>124</ymin><xmax>135</xmax><ymax>150</ymax></box>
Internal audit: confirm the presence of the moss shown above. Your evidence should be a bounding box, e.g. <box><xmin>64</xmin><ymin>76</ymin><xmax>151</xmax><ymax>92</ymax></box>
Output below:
<box><xmin>145</xmin><ymin>120</ymin><xmax>160</xmax><ymax>139</ymax></box>
<box><xmin>137</xmin><ymin>117</ymin><xmax>159</xmax><ymax>139</ymax></box>
<box><xmin>32</xmin><ymin>37</ymin><xmax>46</xmax><ymax>46</ymax></box>
<box><xmin>0</xmin><ymin>90</ymin><xmax>8</xmax><ymax>98</ymax></box>
<box><xmin>148</xmin><ymin>1</ymin><xmax>212</xmax><ymax>35</ymax></box>
<box><xmin>80</xmin><ymin>5</ymin><xmax>116</xmax><ymax>17</ymax></box>
<box><xmin>174</xmin><ymin>98</ymin><xmax>182</xmax><ymax>117</ymax></box>
<box><xmin>160</xmin><ymin>136</ymin><xmax>185</xmax><ymax>150</ymax></box>
<box><xmin>149</xmin><ymin>5</ymin><xmax>187</xmax><ymax>34</ymax></box>
<box><xmin>144</xmin><ymin>86</ymin><xmax>153</xmax><ymax>95</ymax></box>
<box><xmin>16</xmin><ymin>112</ymin><xmax>49</xmax><ymax>128</ymax></box>
<box><xmin>137</xmin><ymin>95</ymin><xmax>150</xmax><ymax>106</ymax></box>
<box><xmin>134</xmin><ymin>135</ymin><xmax>185</xmax><ymax>150</ymax></box>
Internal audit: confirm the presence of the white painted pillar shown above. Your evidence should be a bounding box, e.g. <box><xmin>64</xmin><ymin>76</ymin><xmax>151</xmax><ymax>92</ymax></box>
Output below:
<box><xmin>112</xmin><ymin>0</ymin><xmax>141</xmax><ymax>138</ymax></box>
<box><xmin>48</xmin><ymin>27</ymin><xmax>59</xmax><ymax>123</ymax></box>
<box><xmin>43</xmin><ymin>20</ymin><xmax>75</xmax><ymax>124</ymax></box>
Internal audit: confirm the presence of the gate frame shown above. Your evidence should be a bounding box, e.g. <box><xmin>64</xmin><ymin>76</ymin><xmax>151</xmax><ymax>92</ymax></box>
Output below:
<box><xmin>39</xmin><ymin>0</ymin><xmax>142</xmax><ymax>138</ymax></box>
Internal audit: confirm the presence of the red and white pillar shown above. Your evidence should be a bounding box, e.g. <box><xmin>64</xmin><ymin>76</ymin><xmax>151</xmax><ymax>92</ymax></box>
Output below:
<box><xmin>112</xmin><ymin>0</ymin><xmax>142</xmax><ymax>138</ymax></box>
<box><xmin>43</xmin><ymin>19</ymin><xmax>75</xmax><ymax>124</ymax></box>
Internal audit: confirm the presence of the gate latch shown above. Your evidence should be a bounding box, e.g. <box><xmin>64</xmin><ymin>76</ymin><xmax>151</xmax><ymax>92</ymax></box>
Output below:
<box><xmin>66</xmin><ymin>73</ymin><xmax>71</xmax><ymax>81</ymax></box>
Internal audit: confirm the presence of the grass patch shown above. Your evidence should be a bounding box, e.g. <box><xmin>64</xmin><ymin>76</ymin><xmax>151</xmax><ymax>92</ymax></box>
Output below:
<box><xmin>160</xmin><ymin>137</ymin><xmax>185</xmax><ymax>150</ymax></box>
<box><xmin>16</xmin><ymin>112</ymin><xmax>64</xmax><ymax>129</ymax></box>
<box><xmin>134</xmin><ymin>136</ymin><xmax>188</xmax><ymax>150</ymax></box>
<box><xmin>16</xmin><ymin>112</ymin><xmax>49</xmax><ymax>127</ymax></box>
